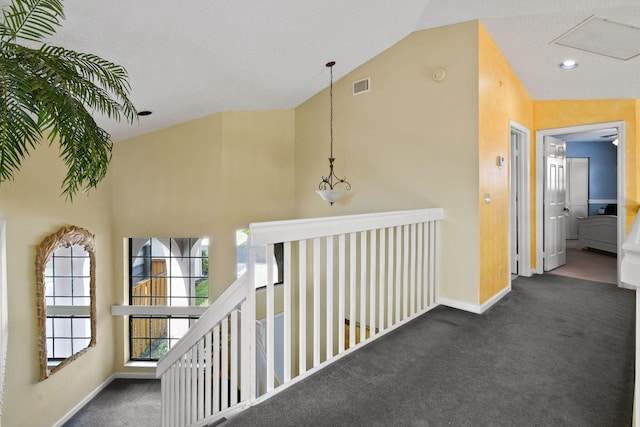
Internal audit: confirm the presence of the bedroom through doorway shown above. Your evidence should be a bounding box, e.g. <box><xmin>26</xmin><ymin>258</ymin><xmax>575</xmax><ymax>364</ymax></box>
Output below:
<box><xmin>536</xmin><ymin>121</ymin><xmax>624</xmax><ymax>286</ymax></box>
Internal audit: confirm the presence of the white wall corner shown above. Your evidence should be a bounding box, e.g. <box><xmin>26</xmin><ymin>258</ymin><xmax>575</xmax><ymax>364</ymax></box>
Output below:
<box><xmin>437</xmin><ymin>285</ymin><xmax>511</xmax><ymax>315</ymax></box>
<box><xmin>436</xmin><ymin>297</ymin><xmax>482</xmax><ymax>314</ymax></box>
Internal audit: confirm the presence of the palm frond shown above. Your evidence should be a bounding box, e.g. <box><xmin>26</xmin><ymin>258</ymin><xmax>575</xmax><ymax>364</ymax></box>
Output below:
<box><xmin>0</xmin><ymin>46</ymin><xmax>42</xmax><ymax>182</ymax></box>
<box><xmin>0</xmin><ymin>0</ymin><xmax>136</xmax><ymax>199</ymax></box>
<box><xmin>39</xmin><ymin>45</ymin><xmax>137</xmax><ymax>123</ymax></box>
<box><xmin>1</xmin><ymin>0</ymin><xmax>64</xmax><ymax>43</ymax></box>
<box><xmin>52</xmin><ymin>97</ymin><xmax>112</xmax><ymax>199</ymax></box>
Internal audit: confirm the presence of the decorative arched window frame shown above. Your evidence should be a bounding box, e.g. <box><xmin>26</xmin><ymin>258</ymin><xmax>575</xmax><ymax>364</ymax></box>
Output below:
<box><xmin>36</xmin><ymin>226</ymin><xmax>96</xmax><ymax>381</ymax></box>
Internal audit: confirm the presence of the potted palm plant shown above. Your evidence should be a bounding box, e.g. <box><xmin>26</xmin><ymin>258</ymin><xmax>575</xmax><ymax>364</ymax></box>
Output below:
<box><xmin>0</xmin><ymin>0</ymin><xmax>136</xmax><ymax>199</ymax></box>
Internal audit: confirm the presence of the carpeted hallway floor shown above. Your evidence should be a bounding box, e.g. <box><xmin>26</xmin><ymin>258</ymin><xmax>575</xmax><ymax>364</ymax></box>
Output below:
<box><xmin>224</xmin><ymin>274</ymin><xmax>634</xmax><ymax>427</ymax></box>
<box><xmin>64</xmin><ymin>274</ymin><xmax>635</xmax><ymax>426</ymax></box>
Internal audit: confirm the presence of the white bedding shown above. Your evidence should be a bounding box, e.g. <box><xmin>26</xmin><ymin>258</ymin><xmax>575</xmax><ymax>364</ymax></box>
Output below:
<box><xmin>576</xmin><ymin>215</ymin><xmax>617</xmax><ymax>254</ymax></box>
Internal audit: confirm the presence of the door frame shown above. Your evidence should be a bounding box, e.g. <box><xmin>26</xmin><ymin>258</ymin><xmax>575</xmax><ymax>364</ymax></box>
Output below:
<box><xmin>535</xmin><ymin>121</ymin><xmax>626</xmax><ymax>285</ymax></box>
<box><xmin>509</xmin><ymin>121</ymin><xmax>532</xmax><ymax>278</ymax></box>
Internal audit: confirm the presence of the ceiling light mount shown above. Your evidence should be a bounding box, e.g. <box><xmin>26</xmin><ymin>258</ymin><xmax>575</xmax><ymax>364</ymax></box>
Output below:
<box><xmin>559</xmin><ymin>59</ymin><xmax>578</xmax><ymax>69</ymax></box>
<box><xmin>316</xmin><ymin>61</ymin><xmax>351</xmax><ymax>206</ymax></box>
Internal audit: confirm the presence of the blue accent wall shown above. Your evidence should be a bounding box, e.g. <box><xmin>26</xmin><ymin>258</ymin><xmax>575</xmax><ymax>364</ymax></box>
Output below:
<box><xmin>567</xmin><ymin>140</ymin><xmax>617</xmax><ymax>215</ymax></box>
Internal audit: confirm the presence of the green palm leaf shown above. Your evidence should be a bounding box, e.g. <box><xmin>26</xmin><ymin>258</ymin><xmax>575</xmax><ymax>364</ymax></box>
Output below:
<box><xmin>2</xmin><ymin>0</ymin><xmax>64</xmax><ymax>43</ymax></box>
<box><xmin>0</xmin><ymin>0</ymin><xmax>136</xmax><ymax>199</ymax></box>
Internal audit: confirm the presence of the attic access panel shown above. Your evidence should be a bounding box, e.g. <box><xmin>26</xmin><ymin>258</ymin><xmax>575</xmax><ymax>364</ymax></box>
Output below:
<box><xmin>552</xmin><ymin>16</ymin><xmax>640</xmax><ymax>61</ymax></box>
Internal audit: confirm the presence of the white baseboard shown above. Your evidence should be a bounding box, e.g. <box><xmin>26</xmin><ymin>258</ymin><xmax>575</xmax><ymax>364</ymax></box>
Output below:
<box><xmin>437</xmin><ymin>297</ymin><xmax>483</xmax><ymax>314</ymax></box>
<box><xmin>479</xmin><ymin>285</ymin><xmax>511</xmax><ymax>313</ymax></box>
<box><xmin>52</xmin><ymin>374</ymin><xmax>116</xmax><ymax>427</ymax></box>
<box><xmin>437</xmin><ymin>285</ymin><xmax>511</xmax><ymax>315</ymax></box>
<box><xmin>113</xmin><ymin>370</ymin><xmax>157</xmax><ymax>380</ymax></box>
<box><xmin>52</xmin><ymin>371</ymin><xmax>158</xmax><ymax>426</ymax></box>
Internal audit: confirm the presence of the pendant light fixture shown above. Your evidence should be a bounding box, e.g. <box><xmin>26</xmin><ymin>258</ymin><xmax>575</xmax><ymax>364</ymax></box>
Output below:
<box><xmin>316</xmin><ymin>61</ymin><xmax>351</xmax><ymax>205</ymax></box>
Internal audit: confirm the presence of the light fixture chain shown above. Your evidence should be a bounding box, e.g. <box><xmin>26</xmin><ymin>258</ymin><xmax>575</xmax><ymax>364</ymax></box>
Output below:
<box><xmin>329</xmin><ymin>63</ymin><xmax>333</xmax><ymax>158</ymax></box>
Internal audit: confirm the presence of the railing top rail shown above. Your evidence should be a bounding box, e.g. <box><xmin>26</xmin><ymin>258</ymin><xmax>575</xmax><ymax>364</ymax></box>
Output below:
<box><xmin>156</xmin><ymin>273</ymin><xmax>249</xmax><ymax>376</ymax></box>
<box><xmin>249</xmin><ymin>208</ymin><xmax>443</xmax><ymax>246</ymax></box>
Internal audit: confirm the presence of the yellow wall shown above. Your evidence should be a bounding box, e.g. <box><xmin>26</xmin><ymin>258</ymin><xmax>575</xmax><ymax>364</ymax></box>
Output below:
<box><xmin>533</xmin><ymin>99</ymin><xmax>639</xmax><ymax>233</ymax></box>
<box><xmin>0</xmin><ymin>144</ymin><xmax>115</xmax><ymax>427</ymax></box>
<box><xmin>110</xmin><ymin>109</ymin><xmax>296</xmax><ymax>372</ymax></box>
<box><xmin>294</xmin><ymin>21</ymin><xmax>482</xmax><ymax>305</ymax></box>
<box><xmin>478</xmin><ymin>23</ymin><xmax>533</xmax><ymax>303</ymax></box>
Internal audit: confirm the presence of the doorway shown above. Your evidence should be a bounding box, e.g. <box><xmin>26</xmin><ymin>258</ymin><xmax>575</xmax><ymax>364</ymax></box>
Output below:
<box><xmin>509</xmin><ymin>121</ymin><xmax>531</xmax><ymax>278</ymax></box>
<box><xmin>535</xmin><ymin>121</ymin><xmax>626</xmax><ymax>285</ymax></box>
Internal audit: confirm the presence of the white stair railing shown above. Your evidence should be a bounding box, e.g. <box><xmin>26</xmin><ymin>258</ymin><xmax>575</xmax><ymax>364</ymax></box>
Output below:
<box><xmin>620</xmin><ymin>208</ymin><xmax>640</xmax><ymax>426</ymax></box>
<box><xmin>157</xmin><ymin>208</ymin><xmax>443</xmax><ymax>426</ymax></box>
<box><xmin>156</xmin><ymin>274</ymin><xmax>252</xmax><ymax>426</ymax></box>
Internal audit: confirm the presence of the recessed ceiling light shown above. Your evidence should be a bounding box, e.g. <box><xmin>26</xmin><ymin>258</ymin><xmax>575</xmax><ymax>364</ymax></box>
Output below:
<box><xmin>559</xmin><ymin>59</ymin><xmax>578</xmax><ymax>69</ymax></box>
<box><xmin>137</xmin><ymin>110</ymin><xmax>152</xmax><ymax>116</ymax></box>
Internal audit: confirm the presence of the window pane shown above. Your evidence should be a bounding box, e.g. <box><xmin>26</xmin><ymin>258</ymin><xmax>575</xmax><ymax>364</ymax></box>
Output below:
<box><xmin>236</xmin><ymin>230</ymin><xmax>248</xmax><ymax>277</ymax></box>
<box><xmin>54</xmin><ymin>277</ymin><xmax>73</xmax><ymax>296</ymax></box>
<box><xmin>128</xmin><ymin>237</ymin><xmax>209</xmax><ymax>360</ymax></box>
<box><xmin>54</xmin><ymin>339</ymin><xmax>72</xmax><ymax>358</ymax></box>
<box><xmin>70</xmin><ymin>244</ymin><xmax>89</xmax><ymax>258</ymax></box>
<box><xmin>46</xmin><ymin>318</ymin><xmax>53</xmax><ymax>338</ymax></box>
<box><xmin>46</xmin><ymin>338</ymin><xmax>54</xmax><ymax>358</ymax></box>
<box><xmin>53</xmin><ymin>318</ymin><xmax>72</xmax><ymax>337</ymax></box>
<box><xmin>72</xmin><ymin>317</ymin><xmax>91</xmax><ymax>336</ymax></box>
<box><xmin>74</xmin><ymin>338</ymin><xmax>91</xmax><ymax>351</ymax></box>
<box><xmin>72</xmin><ymin>276</ymin><xmax>90</xmax><ymax>298</ymax></box>
<box><xmin>151</xmin><ymin>238</ymin><xmax>171</xmax><ymax>257</ymax></box>
<box><xmin>56</xmin><ymin>246</ymin><xmax>72</xmax><ymax>257</ymax></box>
<box><xmin>53</xmin><ymin>256</ymin><xmax>73</xmax><ymax>277</ymax></box>
<box><xmin>72</xmin><ymin>296</ymin><xmax>91</xmax><ymax>306</ymax></box>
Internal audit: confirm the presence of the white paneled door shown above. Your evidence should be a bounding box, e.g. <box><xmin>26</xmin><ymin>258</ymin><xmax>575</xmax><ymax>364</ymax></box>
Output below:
<box><xmin>566</xmin><ymin>158</ymin><xmax>589</xmax><ymax>239</ymax></box>
<box><xmin>544</xmin><ymin>136</ymin><xmax>567</xmax><ymax>271</ymax></box>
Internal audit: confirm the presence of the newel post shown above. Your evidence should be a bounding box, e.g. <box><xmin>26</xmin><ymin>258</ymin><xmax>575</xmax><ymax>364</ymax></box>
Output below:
<box><xmin>245</xmin><ymin>234</ymin><xmax>257</xmax><ymax>403</ymax></box>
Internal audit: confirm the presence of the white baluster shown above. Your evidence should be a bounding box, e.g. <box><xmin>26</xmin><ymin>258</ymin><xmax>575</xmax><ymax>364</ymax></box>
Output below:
<box><xmin>360</xmin><ymin>231</ymin><xmax>367</xmax><ymax>343</ymax></box>
<box><xmin>349</xmin><ymin>232</ymin><xmax>357</xmax><ymax>349</ymax></box>
<box><xmin>283</xmin><ymin>242</ymin><xmax>292</xmax><ymax>382</ymax></box>
<box><xmin>387</xmin><ymin>227</ymin><xmax>394</xmax><ymax>328</ymax></box>
<box><xmin>369</xmin><ymin>230</ymin><xmax>377</xmax><ymax>337</ymax></box>
<box><xmin>299</xmin><ymin>240</ymin><xmax>307</xmax><ymax>374</ymax></box>
<box><xmin>379</xmin><ymin>228</ymin><xmax>386</xmax><ymax>332</ymax></box>
<box><xmin>266</xmin><ymin>244</ymin><xmax>275</xmax><ymax>392</ymax></box>
<box><xmin>313</xmin><ymin>238</ymin><xmax>321</xmax><ymax>367</ymax></box>
<box><xmin>326</xmin><ymin>236</ymin><xmax>334</xmax><ymax>360</ymax></box>
<box><xmin>338</xmin><ymin>234</ymin><xmax>346</xmax><ymax>353</ymax></box>
<box><xmin>213</xmin><ymin>325</ymin><xmax>220</xmax><ymax>413</ymax></box>
<box><xmin>230</xmin><ymin>309</ymin><xmax>238</xmax><ymax>405</ymax></box>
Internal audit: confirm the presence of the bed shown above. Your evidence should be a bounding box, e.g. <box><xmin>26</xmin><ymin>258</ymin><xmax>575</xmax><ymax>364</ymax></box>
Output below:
<box><xmin>576</xmin><ymin>214</ymin><xmax>617</xmax><ymax>254</ymax></box>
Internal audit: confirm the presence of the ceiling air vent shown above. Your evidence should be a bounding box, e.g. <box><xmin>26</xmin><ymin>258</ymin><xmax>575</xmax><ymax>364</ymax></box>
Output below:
<box><xmin>353</xmin><ymin>77</ymin><xmax>370</xmax><ymax>96</ymax></box>
<box><xmin>552</xmin><ymin>15</ymin><xmax>640</xmax><ymax>61</ymax></box>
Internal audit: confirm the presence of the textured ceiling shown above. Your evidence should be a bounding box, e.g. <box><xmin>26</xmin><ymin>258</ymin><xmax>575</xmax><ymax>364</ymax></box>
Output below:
<box><xmin>9</xmin><ymin>0</ymin><xmax>640</xmax><ymax>141</ymax></box>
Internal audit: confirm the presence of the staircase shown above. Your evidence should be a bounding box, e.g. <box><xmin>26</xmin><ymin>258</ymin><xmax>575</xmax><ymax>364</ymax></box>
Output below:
<box><xmin>155</xmin><ymin>208</ymin><xmax>443</xmax><ymax>426</ymax></box>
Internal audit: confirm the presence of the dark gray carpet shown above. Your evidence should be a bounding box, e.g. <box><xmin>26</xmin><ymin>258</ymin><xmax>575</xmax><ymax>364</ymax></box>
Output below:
<box><xmin>63</xmin><ymin>378</ymin><xmax>161</xmax><ymax>427</ymax></box>
<box><xmin>224</xmin><ymin>274</ymin><xmax>635</xmax><ymax>427</ymax></box>
<box><xmin>62</xmin><ymin>274</ymin><xmax>635</xmax><ymax>427</ymax></box>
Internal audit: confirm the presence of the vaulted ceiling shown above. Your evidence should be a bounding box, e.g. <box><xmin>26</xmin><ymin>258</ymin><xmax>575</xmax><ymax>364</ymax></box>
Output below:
<box><xmin>33</xmin><ymin>0</ymin><xmax>640</xmax><ymax>141</ymax></box>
